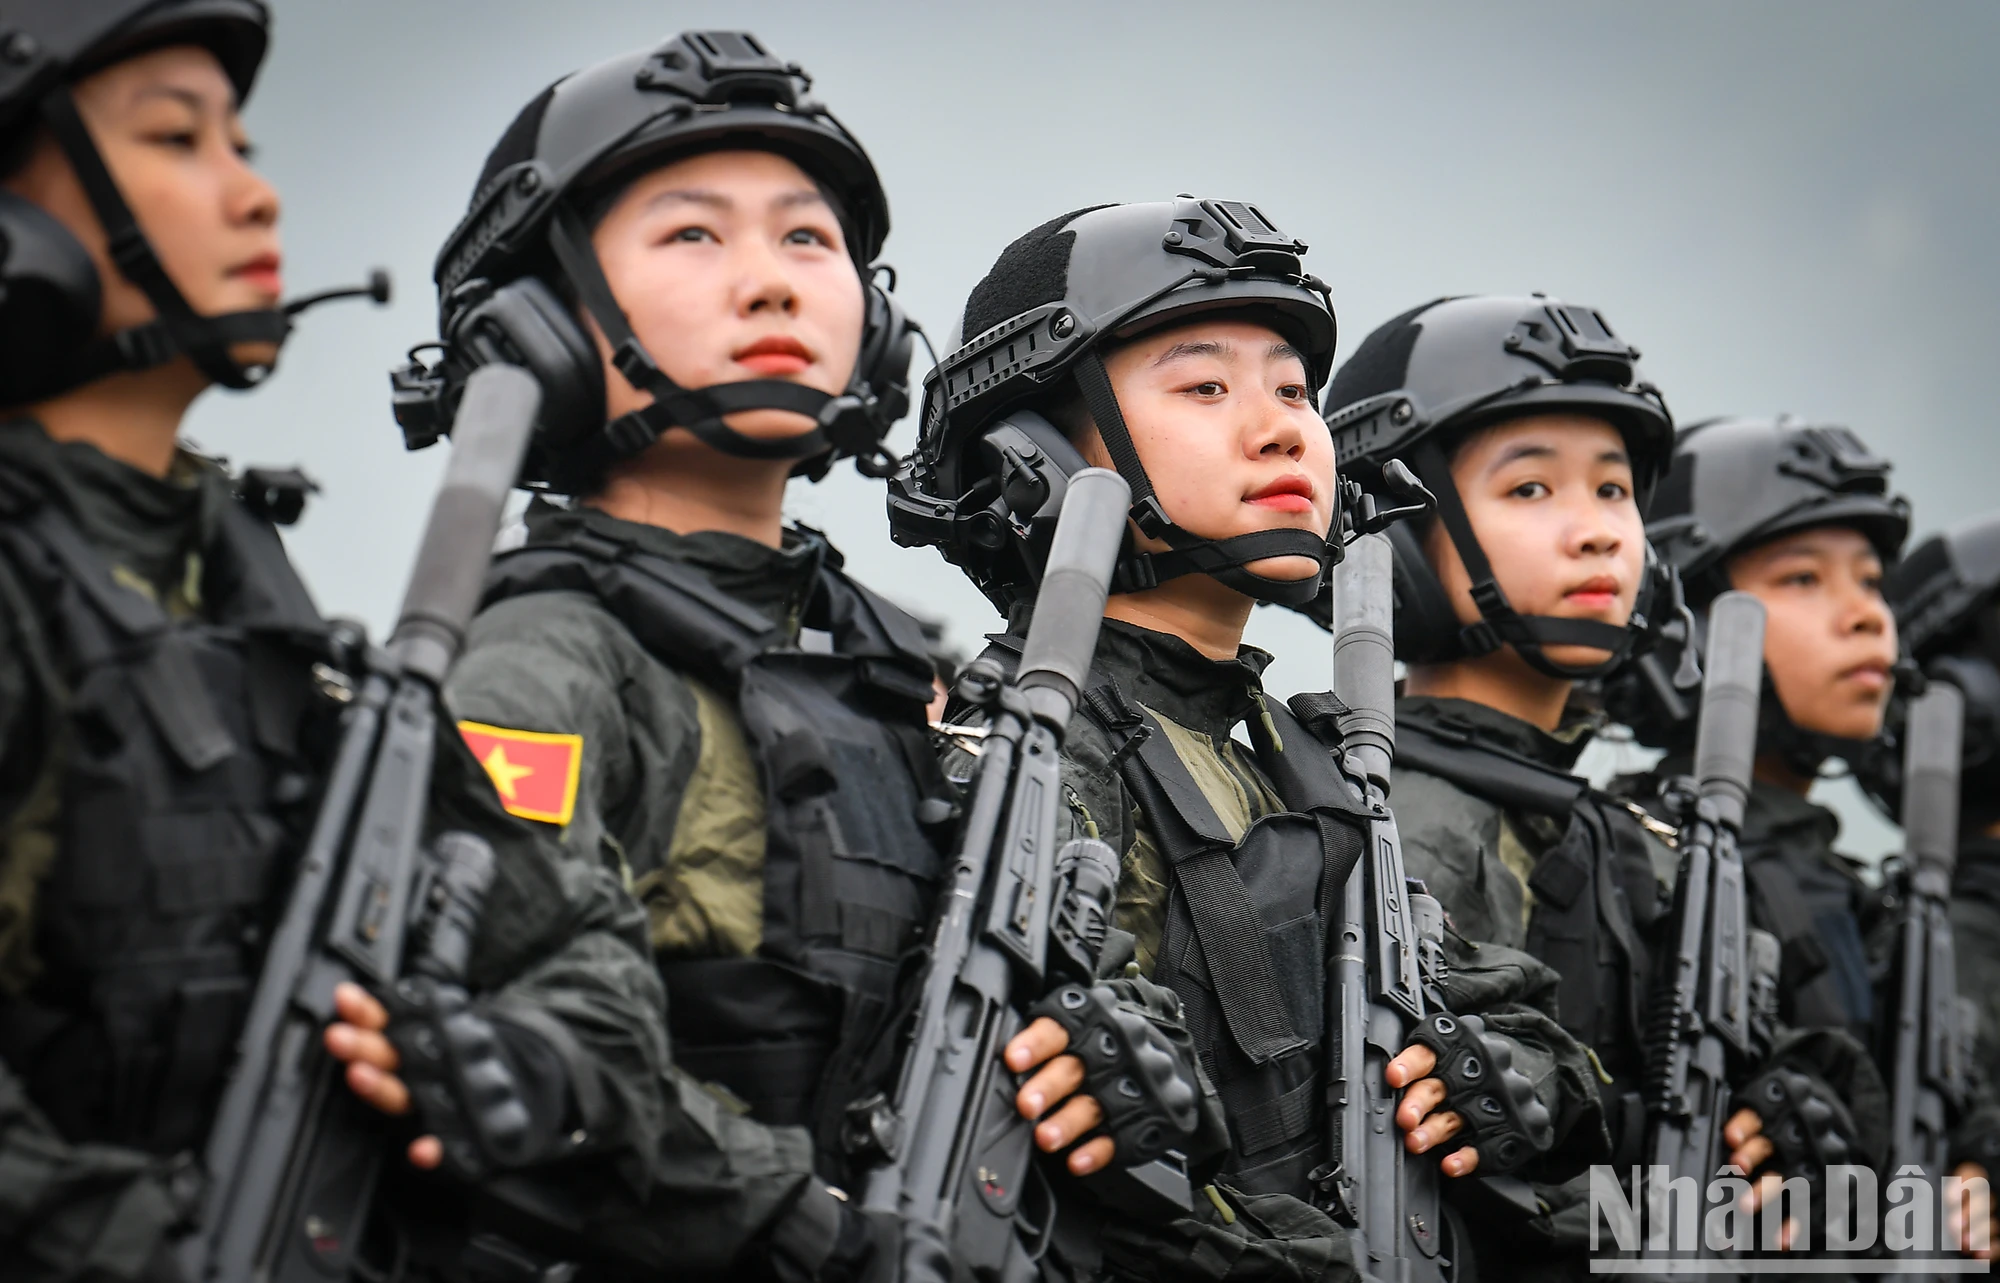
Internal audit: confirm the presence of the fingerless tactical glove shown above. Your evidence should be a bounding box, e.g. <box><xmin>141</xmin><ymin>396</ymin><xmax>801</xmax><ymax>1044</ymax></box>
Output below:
<box><xmin>1026</xmin><ymin>983</ymin><xmax>1201</xmax><ymax>1166</ymax></box>
<box><xmin>1740</xmin><ymin>1064</ymin><xmax>1859</xmax><ymax>1181</ymax></box>
<box><xmin>387</xmin><ymin>979</ymin><xmax>571</xmax><ymax>1181</ymax></box>
<box><xmin>1406</xmin><ymin>1011</ymin><xmax>1554</xmax><ymax>1175</ymax></box>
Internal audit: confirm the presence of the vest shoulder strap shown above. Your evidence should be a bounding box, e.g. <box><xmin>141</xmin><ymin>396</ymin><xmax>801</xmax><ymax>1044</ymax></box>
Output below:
<box><xmin>1080</xmin><ymin>679</ymin><xmax>1312</xmax><ymax>1065</ymax></box>
<box><xmin>483</xmin><ymin>529</ymin><xmax>783</xmax><ymax>688</ymax></box>
<box><xmin>206</xmin><ymin>495</ymin><xmax>327</xmax><ymax>635</ymax></box>
<box><xmin>803</xmin><ymin>568</ymin><xmax>939</xmax><ymax>708</ymax></box>
<box><xmin>1249</xmin><ymin>700</ymin><xmax>1374</xmax><ymax>822</ymax></box>
<box><xmin>1395</xmin><ymin>719</ymin><xmax>1590</xmax><ymax>819</ymax></box>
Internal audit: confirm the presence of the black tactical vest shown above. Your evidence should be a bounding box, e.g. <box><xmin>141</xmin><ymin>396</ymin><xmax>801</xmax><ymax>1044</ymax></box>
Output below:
<box><xmin>480</xmin><ymin>520</ymin><xmax>952</xmax><ymax>1179</ymax></box>
<box><xmin>0</xmin><ymin>472</ymin><xmax>329</xmax><ymax>1156</ymax></box>
<box><xmin>1739</xmin><ymin>823</ymin><xmax>1870</xmax><ymax>1039</ymax></box>
<box><xmin>1079</xmin><ymin>679</ymin><xmax>1372</xmax><ymax>1197</ymax></box>
<box><xmin>1395</xmin><ymin>714</ymin><xmax>1662</xmax><ymax>1154</ymax></box>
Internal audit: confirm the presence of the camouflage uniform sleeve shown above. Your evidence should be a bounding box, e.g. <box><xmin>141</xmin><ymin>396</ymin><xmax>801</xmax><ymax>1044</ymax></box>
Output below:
<box><xmin>1393</xmin><ymin>768</ymin><xmax>1525</xmax><ymax>949</ymax></box>
<box><xmin>426</xmin><ymin>714</ymin><xmax>669</xmax><ymax>1196</ymax></box>
<box><xmin>447</xmin><ymin>591</ymin><xmax>677</xmax><ymax>876</ymax></box>
<box><xmin>443</xmin><ymin>593</ymin><xmax>841</xmax><ymax>1275</ymax></box>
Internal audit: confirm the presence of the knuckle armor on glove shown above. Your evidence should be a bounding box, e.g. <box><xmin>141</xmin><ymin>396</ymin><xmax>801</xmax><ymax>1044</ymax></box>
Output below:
<box><xmin>1027</xmin><ymin>983</ymin><xmax>1201</xmax><ymax>1165</ymax></box>
<box><xmin>1742</xmin><ymin>1065</ymin><xmax>1858</xmax><ymax>1180</ymax></box>
<box><xmin>388</xmin><ymin>976</ymin><xmax>539</xmax><ymax>1180</ymax></box>
<box><xmin>1408</xmin><ymin>1012</ymin><xmax>1555</xmax><ymax>1175</ymax></box>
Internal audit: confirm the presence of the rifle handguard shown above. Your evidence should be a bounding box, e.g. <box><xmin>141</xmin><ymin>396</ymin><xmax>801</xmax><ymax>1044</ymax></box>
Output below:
<box><xmin>1407</xmin><ymin>1012</ymin><xmax>1554</xmax><ymax>1176</ymax></box>
<box><xmin>1027</xmin><ymin>983</ymin><xmax>1201</xmax><ymax>1167</ymax></box>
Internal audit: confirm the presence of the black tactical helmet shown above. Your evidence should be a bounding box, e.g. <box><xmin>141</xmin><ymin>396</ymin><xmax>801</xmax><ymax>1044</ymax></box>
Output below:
<box><xmin>1857</xmin><ymin>512</ymin><xmax>2000</xmax><ymax>833</ymax></box>
<box><xmin>390</xmin><ymin>30</ymin><xmax>913</xmax><ymax>494</ymax></box>
<box><xmin>887</xmin><ymin>197</ymin><xmax>1339</xmax><ymax>612</ymax></box>
<box><xmin>1320</xmin><ymin>294</ymin><xmax>1683</xmax><ymax>678</ymax></box>
<box><xmin>1608</xmin><ymin>415</ymin><xmax>1911</xmax><ymax>759</ymax></box>
<box><xmin>0</xmin><ymin>1</ymin><xmax>328</xmax><ymax>402</ymax></box>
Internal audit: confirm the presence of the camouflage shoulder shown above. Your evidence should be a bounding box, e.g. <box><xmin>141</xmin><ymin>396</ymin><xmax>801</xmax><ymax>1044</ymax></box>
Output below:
<box><xmin>1392</xmin><ymin>764</ymin><xmax>1500</xmax><ymax>869</ymax></box>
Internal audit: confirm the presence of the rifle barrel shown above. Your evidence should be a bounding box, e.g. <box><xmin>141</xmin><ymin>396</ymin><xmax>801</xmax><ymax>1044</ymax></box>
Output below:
<box><xmin>1015</xmin><ymin>467</ymin><xmax>1130</xmax><ymax>727</ymax></box>
<box><xmin>389</xmin><ymin>363</ymin><xmax>540</xmax><ymax>684</ymax></box>
<box><xmin>1332</xmin><ymin>532</ymin><xmax>1397</xmax><ymax>789</ymax></box>
<box><xmin>1902</xmin><ymin>683</ymin><xmax>1965</xmax><ymax>885</ymax></box>
<box><xmin>1693</xmin><ymin>591</ymin><xmax>1766</xmax><ymax>830</ymax></box>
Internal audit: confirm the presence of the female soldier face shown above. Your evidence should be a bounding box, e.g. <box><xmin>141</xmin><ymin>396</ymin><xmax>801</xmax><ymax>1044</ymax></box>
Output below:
<box><xmin>5</xmin><ymin>44</ymin><xmax>284</xmax><ymax>374</ymax></box>
<box><xmin>1077</xmin><ymin>316</ymin><xmax>1336</xmax><ymax>587</ymax></box>
<box><xmin>1727</xmin><ymin>525</ymin><xmax>1898</xmax><ymax>741</ymax></box>
<box><xmin>588</xmin><ymin>149</ymin><xmax>865</xmax><ymax>446</ymax></box>
<box><xmin>1424</xmin><ymin>414</ymin><xmax>1648</xmax><ymax>673</ymax></box>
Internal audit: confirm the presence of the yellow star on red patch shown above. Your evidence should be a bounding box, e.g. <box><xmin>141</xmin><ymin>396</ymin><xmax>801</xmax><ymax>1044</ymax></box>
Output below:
<box><xmin>458</xmin><ymin>721</ymin><xmax>584</xmax><ymax>825</ymax></box>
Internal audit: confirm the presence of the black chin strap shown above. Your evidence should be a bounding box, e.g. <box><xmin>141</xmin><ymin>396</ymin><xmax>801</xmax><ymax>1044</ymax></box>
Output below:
<box><xmin>1410</xmin><ymin>440</ymin><xmax>1639</xmax><ymax>679</ymax></box>
<box><xmin>547</xmin><ymin>206</ymin><xmax>882</xmax><ymax>484</ymax></box>
<box><xmin>1072</xmin><ymin>351</ymin><xmax>1332</xmax><ymax>606</ymax></box>
<box><xmin>39</xmin><ymin>88</ymin><xmax>291</xmax><ymax>392</ymax></box>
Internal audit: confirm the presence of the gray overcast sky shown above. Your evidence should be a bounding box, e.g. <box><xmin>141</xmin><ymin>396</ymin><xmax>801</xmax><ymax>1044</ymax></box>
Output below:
<box><xmin>183</xmin><ymin>0</ymin><xmax>2000</xmax><ymax>855</ymax></box>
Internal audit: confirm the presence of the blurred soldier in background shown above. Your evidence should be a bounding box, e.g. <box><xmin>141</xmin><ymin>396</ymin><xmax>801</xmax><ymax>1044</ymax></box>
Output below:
<box><xmin>1613</xmin><ymin>415</ymin><xmax>1995</xmax><ymax>1254</ymax></box>
<box><xmin>0</xmin><ymin>3</ymin><xmax>670</xmax><ymax>1277</ymax></box>
<box><xmin>1321</xmin><ymin>304</ymin><xmax>1887</xmax><ymax>1277</ymax></box>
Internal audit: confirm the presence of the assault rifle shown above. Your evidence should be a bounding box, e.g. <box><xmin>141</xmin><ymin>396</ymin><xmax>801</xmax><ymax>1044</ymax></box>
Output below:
<box><xmin>854</xmin><ymin>468</ymin><xmax>1137</xmax><ymax>1283</ymax></box>
<box><xmin>1884</xmin><ymin>683</ymin><xmax>1972</xmax><ymax>1188</ymax></box>
<box><xmin>1640</xmin><ymin>590</ymin><xmax>1778</xmax><ymax>1257</ymax></box>
<box><xmin>177</xmin><ymin>365</ymin><xmax>542</xmax><ymax>1282</ymax></box>
<box><xmin>1320</xmin><ymin>527</ymin><xmax>1454</xmax><ymax>1283</ymax></box>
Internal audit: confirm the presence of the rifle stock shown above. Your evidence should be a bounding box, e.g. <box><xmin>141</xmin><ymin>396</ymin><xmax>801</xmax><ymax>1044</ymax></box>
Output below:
<box><xmin>1324</xmin><ymin>531</ymin><xmax>1450</xmax><ymax>1282</ymax></box>
<box><xmin>178</xmin><ymin>365</ymin><xmax>540</xmax><ymax>1281</ymax></box>
<box><xmin>1641</xmin><ymin>590</ymin><xmax>1768</xmax><ymax>1261</ymax></box>
<box><xmin>859</xmin><ymin>468</ymin><xmax>1132</xmax><ymax>1283</ymax></box>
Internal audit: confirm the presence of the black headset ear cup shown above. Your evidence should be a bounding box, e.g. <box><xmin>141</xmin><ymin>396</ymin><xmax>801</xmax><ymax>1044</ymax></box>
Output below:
<box><xmin>0</xmin><ymin>190</ymin><xmax>102</xmax><ymax>405</ymax></box>
<box><xmin>1387</xmin><ymin>518</ymin><xmax>1463</xmax><ymax>664</ymax></box>
<box><xmin>444</xmin><ymin>275</ymin><xmax>604</xmax><ymax>452</ymax></box>
<box><xmin>856</xmin><ymin>275</ymin><xmax>913</xmax><ymax>425</ymax></box>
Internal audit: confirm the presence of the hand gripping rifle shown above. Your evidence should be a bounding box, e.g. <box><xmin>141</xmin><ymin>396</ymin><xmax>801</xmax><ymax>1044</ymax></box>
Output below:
<box><xmin>177</xmin><ymin>365</ymin><xmax>542</xmax><ymax>1282</ymax></box>
<box><xmin>1885</xmin><ymin>683</ymin><xmax>1972</xmax><ymax>1189</ymax></box>
<box><xmin>1640</xmin><ymin>590</ymin><xmax>1775</xmax><ymax>1260</ymax></box>
<box><xmin>1320</xmin><ymin>527</ymin><xmax>1455</xmax><ymax>1283</ymax></box>
<box><xmin>855</xmin><ymin>468</ymin><xmax>1141</xmax><ymax>1283</ymax></box>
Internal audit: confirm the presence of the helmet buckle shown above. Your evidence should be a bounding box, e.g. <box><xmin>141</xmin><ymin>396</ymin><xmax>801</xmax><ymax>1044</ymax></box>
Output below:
<box><xmin>610</xmin><ymin>338</ymin><xmax>658</xmax><ymax>386</ymax></box>
<box><xmin>1458</xmin><ymin>619</ymin><xmax>1502</xmax><ymax>657</ymax></box>
<box><xmin>1469</xmin><ymin>580</ymin><xmax>1509</xmax><ymax>619</ymax></box>
<box><xmin>1131</xmin><ymin>495</ymin><xmax>1172</xmax><ymax>539</ymax></box>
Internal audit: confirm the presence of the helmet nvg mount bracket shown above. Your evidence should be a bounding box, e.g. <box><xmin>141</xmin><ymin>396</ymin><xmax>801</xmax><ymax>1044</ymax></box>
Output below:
<box><xmin>1320</xmin><ymin>293</ymin><xmax>1688</xmax><ymax>681</ymax></box>
<box><xmin>389</xmin><ymin>29</ymin><xmax>916</xmax><ymax>495</ymax></box>
<box><xmin>0</xmin><ymin>0</ymin><xmax>388</xmax><ymax>406</ymax></box>
<box><xmin>888</xmin><ymin>196</ymin><xmax>1341</xmax><ymax>612</ymax></box>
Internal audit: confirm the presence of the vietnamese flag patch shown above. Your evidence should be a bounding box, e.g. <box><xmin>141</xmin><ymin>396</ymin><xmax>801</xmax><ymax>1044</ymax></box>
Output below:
<box><xmin>458</xmin><ymin>720</ymin><xmax>584</xmax><ymax>826</ymax></box>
